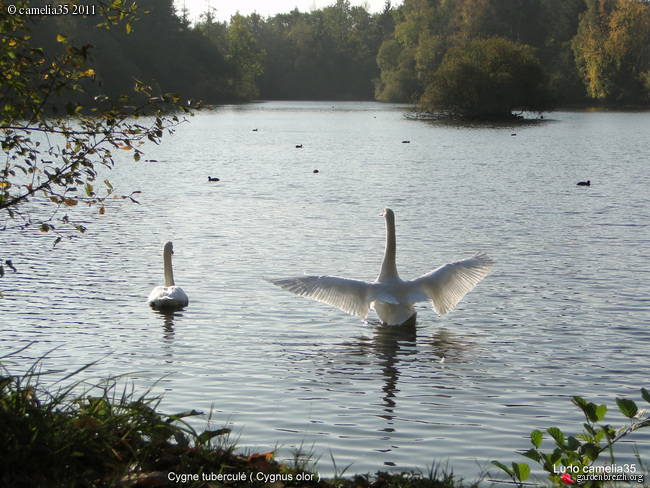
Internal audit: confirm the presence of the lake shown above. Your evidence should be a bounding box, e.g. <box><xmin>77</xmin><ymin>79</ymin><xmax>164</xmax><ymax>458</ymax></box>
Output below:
<box><xmin>2</xmin><ymin>101</ymin><xmax>649</xmax><ymax>483</ymax></box>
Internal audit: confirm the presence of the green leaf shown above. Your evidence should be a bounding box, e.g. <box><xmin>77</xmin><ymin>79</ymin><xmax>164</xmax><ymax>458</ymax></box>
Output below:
<box><xmin>173</xmin><ymin>430</ymin><xmax>189</xmax><ymax>447</ymax></box>
<box><xmin>491</xmin><ymin>460</ymin><xmax>514</xmax><ymax>477</ymax></box>
<box><xmin>616</xmin><ymin>398</ymin><xmax>638</xmax><ymax>418</ymax></box>
<box><xmin>512</xmin><ymin>462</ymin><xmax>530</xmax><ymax>482</ymax></box>
<box><xmin>572</xmin><ymin>396</ymin><xmax>600</xmax><ymax>423</ymax></box>
<box><xmin>539</xmin><ymin>452</ymin><xmax>555</xmax><ymax>471</ymax></box>
<box><xmin>595</xmin><ymin>404</ymin><xmax>607</xmax><ymax>421</ymax></box>
<box><xmin>566</xmin><ymin>436</ymin><xmax>581</xmax><ymax>451</ymax></box>
<box><xmin>583</xmin><ymin>423</ymin><xmax>597</xmax><ymax>436</ymax></box>
<box><xmin>196</xmin><ymin>428</ymin><xmax>231</xmax><ymax>444</ymax></box>
<box><xmin>167</xmin><ymin>409</ymin><xmax>203</xmax><ymax>422</ymax></box>
<box><xmin>641</xmin><ymin>388</ymin><xmax>650</xmax><ymax>405</ymax></box>
<box><xmin>549</xmin><ymin>448</ymin><xmax>563</xmax><ymax>464</ymax></box>
<box><xmin>547</xmin><ymin>427</ymin><xmax>565</xmax><ymax>447</ymax></box>
<box><xmin>522</xmin><ymin>448</ymin><xmax>541</xmax><ymax>462</ymax></box>
<box><xmin>600</xmin><ymin>424</ymin><xmax>616</xmax><ymax>441</ymax></box>
<box><xmin>582</xmin><ymin>443</ymin><xmax>600</xmax><ymax>461</ymax></box>
<box><xmin>530</xmin><ymin>429</ymin><xmax>543</xmax><ymax>448</ymax></box>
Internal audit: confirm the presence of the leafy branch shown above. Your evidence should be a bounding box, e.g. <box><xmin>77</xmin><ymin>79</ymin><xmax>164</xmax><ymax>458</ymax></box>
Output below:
<box><xmin>1</xmin><ymin>1</ymin><xmax>200</xmax><ymax>243</ymax></box>
<box><xmin>492</xmin><ymin>388</ymin><xmax>650</xmax><ymax>487</ymax></box>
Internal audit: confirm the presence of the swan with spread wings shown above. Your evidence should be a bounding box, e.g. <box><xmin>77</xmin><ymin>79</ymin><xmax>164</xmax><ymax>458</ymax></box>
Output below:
<box><xmin>266</xmin><ymin>208</ymin><xmax>493</xmax><ymax>326</ymax></box>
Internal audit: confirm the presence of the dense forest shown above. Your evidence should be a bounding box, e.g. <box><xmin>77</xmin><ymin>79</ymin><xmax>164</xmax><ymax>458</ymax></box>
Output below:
<box><xmin>12</xmin><ymin>0</ymin><xmax>650</xmax><ymax>111</ymax></box>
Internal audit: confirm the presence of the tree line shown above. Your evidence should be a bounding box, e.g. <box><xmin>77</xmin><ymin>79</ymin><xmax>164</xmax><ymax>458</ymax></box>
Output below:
<box><xmin>10</xmin><ymin>0</ymin><xmax>650</xmax><ymax>110</ymax></box>
<box><xmin>376</xmin><ymin>0</ymin><xmax>650</xmax><ymax>112</ymax></box>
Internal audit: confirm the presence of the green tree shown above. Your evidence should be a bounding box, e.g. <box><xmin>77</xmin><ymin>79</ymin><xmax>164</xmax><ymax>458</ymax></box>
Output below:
<box><xmin>419</xmin><ymin>37</ymin><xmax>554</xmax><ymax>119</ymax></box>
<box><xmin>572</xmin><ymin>0</ymin><xmax>618</xmax><ymax>99</ymax></box>
<box><xmin>226</xmin><ymin>14</ymin><xmax>266</xmax><ymax>99</ymax></box>
<box><xmin>375</xmin><ymin>0</ymin><xmax>596</xmax><ymax>106</ymax></box>
<box><xmin>375</xmin><ymin>37</ymin><xmax>420</xmax><ymax>101</ymax></box>
<box><xmin>255</xmin><ymin>3</ymin><xmax>386</xmax><ymax>100</ymax></box>
<box><xmin>375</xmin><ymin>0</ymin><xmax>436</xmax><ymax>102</ymax></box>
<box><xmin>0</xmin><ymin>1</ymin><xmax>190</xmax><ymax>242</ymax></box>
<box><xmin>607</xmin><ymin>0</ymin><xmax>650</xmax><ymax>100</ymax></box>
<box><xmin>450</xmin><ymin>0</ymin><xmax>496</xmax><ymax>44</ymax></box>
<box><xmin>537</xmin><ymin>0</ymin><xmax>586</xmax><ymax>103</ymax></box>
<box><xmin>572</xmin><ymin>0</ymin><xmax>650</xmax><ymax>102</ymax></box>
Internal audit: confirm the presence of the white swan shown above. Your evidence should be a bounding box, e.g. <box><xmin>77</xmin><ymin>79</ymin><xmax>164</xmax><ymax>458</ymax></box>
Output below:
<box><xmin>148</xmin><ymin>241</ymin><xmax>189</xmax><ymax>310</ymax></box>
<box><xmin>266</xmin><ymin>208</ymin><xmax>493</xmax><ymax>326</ymax></box>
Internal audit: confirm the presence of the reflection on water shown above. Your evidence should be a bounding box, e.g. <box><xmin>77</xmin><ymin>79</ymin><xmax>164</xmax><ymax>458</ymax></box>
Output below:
<box><xmin>343</xmin><ymin>326</ymin><xmax>479</xmax><ymax>420</ymax></box>
<box><xmin>427</xmin><ymin>328</ymin><xmax>477</xmax><ymax>360</ymax></box>
<box><xmin>352</xmin><ymin>325</ymin><xmax>419</xmax><ymax>415</ymax></box>
<box><xmin>2</xmin><ymin>103</ymin><xmax>650</xmax><ymax>481</ymax></box>
<box><xmin>151</xmin><ymin>309</ymin><xmax>178</xmax><ymax>343</ymax></box>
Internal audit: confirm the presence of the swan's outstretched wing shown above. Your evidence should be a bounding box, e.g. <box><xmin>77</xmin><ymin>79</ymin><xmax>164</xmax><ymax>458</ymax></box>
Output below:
<box><xmin>409</xmin><ymin>251</ymin><xmax>494</xmax><ymax>316</ymax></box>
<box><xmin>266</xmin><ymin>275</ymin><xmax>398</xmax><ymax>319</ymax></box>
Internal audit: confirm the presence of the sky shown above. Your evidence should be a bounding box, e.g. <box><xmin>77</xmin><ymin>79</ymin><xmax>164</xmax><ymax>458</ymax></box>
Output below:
<box><xmin>174</xmin><ymin>0</ymin><xmax>397</xmax><ymax>24</ymax></box>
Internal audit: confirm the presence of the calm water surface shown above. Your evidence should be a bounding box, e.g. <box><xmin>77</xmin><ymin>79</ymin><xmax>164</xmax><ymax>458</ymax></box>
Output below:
<box><xmin>2</xmin><ymin>102</ymin><xmax>649</xmax><ymax>482</ymax></box>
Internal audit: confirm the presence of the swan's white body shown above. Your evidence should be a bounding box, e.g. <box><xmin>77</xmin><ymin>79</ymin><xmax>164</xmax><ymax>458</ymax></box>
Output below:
<box><xmin>148</xmin><ymin>241</ymin><xmax>189</xmax><ymax>310</ymax></box>
<box><xmin>267</xmin><ymin>208</ymin><xmax>493</xmax><ymax>326</ymax></box>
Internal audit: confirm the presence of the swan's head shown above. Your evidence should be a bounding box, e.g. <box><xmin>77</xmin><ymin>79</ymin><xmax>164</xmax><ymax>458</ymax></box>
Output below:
<box><xmin>163</xmin><ymin>241</ymin><xmax>174</xmax><ymax>256</ymax></box>
<box><xmin>382</xmin><ymin>208</ymin><xmax>395</xmax><ymax>220</ymax></box>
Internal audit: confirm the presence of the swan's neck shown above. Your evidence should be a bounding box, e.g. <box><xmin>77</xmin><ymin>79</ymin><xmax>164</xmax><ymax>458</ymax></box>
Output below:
<box><xmin>163</xmin><ymin>249</ymin><xmax>176</xmax><ymax>287</ymax></box>
<box><xmin>378</xmin><ymin>211</ymin><xmax>399</xmax><ymax>281</ymax></box>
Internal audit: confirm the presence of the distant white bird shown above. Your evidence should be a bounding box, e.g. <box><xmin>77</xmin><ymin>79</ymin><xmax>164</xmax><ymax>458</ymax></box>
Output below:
<box><xmin>148</xmin><ymin>241</ymin><xmax>189</xmax><ymax>310</ymax></box>
<box><xmin>266</xmin><ymin>208</ymin><xmax>493</xmax><ymax>326</ymax></box>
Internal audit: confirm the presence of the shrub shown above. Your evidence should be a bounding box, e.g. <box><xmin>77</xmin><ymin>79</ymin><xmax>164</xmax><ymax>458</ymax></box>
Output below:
<box><xmin>493</xmin><ymin>388</ymin><xmax>650</xmax><ymax>487</ymax></box>
<box><xmin>419</xmin><ymin>37</ymin><xmax>555</xmax><ymax>120</ymax></box>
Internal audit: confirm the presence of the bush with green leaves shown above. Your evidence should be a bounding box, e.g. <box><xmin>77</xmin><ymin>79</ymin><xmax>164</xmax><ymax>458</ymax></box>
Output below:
<box><xmin>0</xmin><ymin>346</ymin><xmax>234</xmax><ymax>486</ymax></box>
<box><xmin>493</xmin><ymin>388</ymin><xmax>650</xmax><ymax>487</ymax></box>
<box><xmin>419</xmin><ymin>37</ymin><xmax>555</xmax><ymax>120</ymax></box>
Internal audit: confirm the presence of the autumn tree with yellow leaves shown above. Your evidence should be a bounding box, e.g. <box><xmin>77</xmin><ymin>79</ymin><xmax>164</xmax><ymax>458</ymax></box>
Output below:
<box><xmin>572</xmin><ymin>0</ymin><xmax>650</xmax><ymax>102</ymax></box>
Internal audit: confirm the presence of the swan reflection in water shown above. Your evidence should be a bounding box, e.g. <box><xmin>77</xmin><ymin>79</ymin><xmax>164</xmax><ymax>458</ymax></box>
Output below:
<box><xmin>343</xmin><ymin>323</ymin><xmax>476</xmax><ymax>418</ymax></box>
<box><xmin>149</xmin><ymin>308</ymin><xmax>186</xmax><ymax>350</ymax></box>
<box><xmin>369</xmin><ymin>323</ymin><xmax>418</xmax><ymax>414</ymax></box>
<box><xmin>342</xmin><ymin>324</ymin><xmax>478</xmax><ymax>467</ymax></box>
